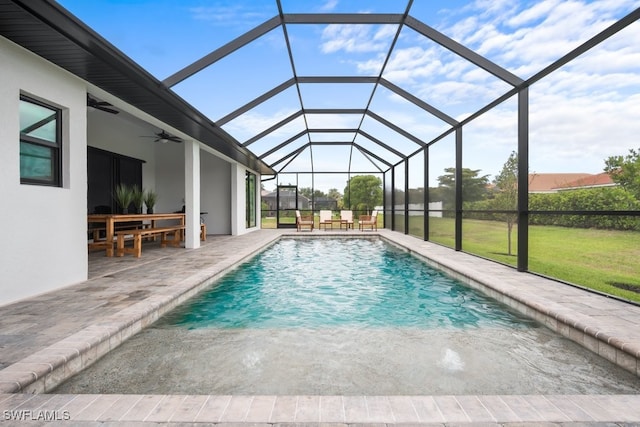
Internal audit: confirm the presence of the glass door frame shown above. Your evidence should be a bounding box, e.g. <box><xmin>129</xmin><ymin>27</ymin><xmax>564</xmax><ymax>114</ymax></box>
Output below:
<box><xmin>276</xmin><ymin>185</ymin><xmax>299</xmax><ymax>228</ymax></box>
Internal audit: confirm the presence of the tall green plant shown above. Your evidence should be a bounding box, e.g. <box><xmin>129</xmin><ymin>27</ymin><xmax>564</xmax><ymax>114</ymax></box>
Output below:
<box><xmin>144</xmin><ymin>189</ymin><xmax>158</xmax><ymax>213</ymax></box>
<box><xmin>113</xmin><ymin>184</ymin><xmax>134</xmax><ymax>214</ymax></box>
<box><xmin>131</xmin><ymin>185</ymin><xmax>144</xmax><ymax>214</ymax></box>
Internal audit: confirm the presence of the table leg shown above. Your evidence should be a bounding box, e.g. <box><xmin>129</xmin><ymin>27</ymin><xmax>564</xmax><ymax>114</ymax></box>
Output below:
<box><xmin>106</xmin><ymin>218</ymin><xmax>115</xmax><ymax>257</ymax></box>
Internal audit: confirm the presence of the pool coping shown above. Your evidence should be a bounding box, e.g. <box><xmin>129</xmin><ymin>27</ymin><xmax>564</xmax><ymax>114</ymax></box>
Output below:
<box><xmin>378</xmin><ymin>233</ymin><xmax>640</xmax><ymax>376</ymax></box>
<box><xmin>1</xmin><ymin>228</ymin><xmax>639</xmax><ymax>424</ymax></box>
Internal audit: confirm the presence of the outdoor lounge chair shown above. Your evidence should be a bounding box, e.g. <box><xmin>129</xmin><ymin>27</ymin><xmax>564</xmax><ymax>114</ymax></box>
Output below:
<box><xmin>340</xmin><ymin>210</ymin><xmax>354</xmax><ymax>230</ymax></box>
<box><xmin>296</xmin><ymin>210</ymin><xmax>314</xmax><ymax>232</ymax></box>
<box><xmin>319</xmin><ymin>210</ymin><xmax>333</xmax><ymax>230</ymax></box>
<box><xmin>359</xmin><ymin>210</ymin><xmax>378</xmax><ymax>231</ymax></box>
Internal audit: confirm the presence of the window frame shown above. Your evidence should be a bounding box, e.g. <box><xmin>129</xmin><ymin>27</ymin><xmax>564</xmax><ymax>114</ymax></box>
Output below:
<box><xmin>19</xmin><ymin>95</ymin><xmax>62</xmax><ymax>186</ymax></box>
<box><xmin>246</xmin><ymin>171</ymin><xmax>257</xmax><ymax>228</ymax></box>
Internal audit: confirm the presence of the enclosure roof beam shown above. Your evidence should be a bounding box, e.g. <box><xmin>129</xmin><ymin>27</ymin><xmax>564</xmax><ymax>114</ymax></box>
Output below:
<box><xmin>243</xmin><ymin>110</ymin><xmax>304</xmax><ymax>147</ymax></box>
<box><xmin>303</xmin><ymin>109</ymin><xmax>366</xmax><ymax>114</ymax></box>
<box><xmin>365</xmin><ymin>111</ymin><xmax>426</xmax><ymax>147</ymax></box>
<box><xmin>162</xmin><ymin>16</ymin><xmax>282</xmax><ymax>88</ymax></box>
<box><xmin>357</xmin><ymin>130</ymin><xmax>407</xmax><ymax>159</ymax></box>
<box><xmin>378</xmin><ymin>79</ymin><xmax>458</xmax><ymax>126</ymax></box>
<box><xmin>271</xmin><ymin>143</ymin><xmax>310</xmax><ymax>169</ymax></box>
<box><xmin>325</xmin><ymin>142</ymin><xmax>391</xmax><ymax>168</ymax></box>
<box><xmin>297</xmin><ymin>76</ymin><xmax>379</xmax><ymax>84</ymax></box>
<box><xmin>216</xmin><ymin>78</ymin><xmax>296</xmax><ymax>126</ymax></box>
<box><xmin>405</xmin><ymin>16</ymin><xmax>523</xmax><ymax>86</ymax></box>
<box><xmin>259</xmin><ymin>130</ymin><xmax>308</xmax><ymax>160</ymax></box>
<box><xmin>353</xmin><ymin>145</ymin><xmax>388</xmax><ymax>171</ymax></box>
<box><xmin>283</xmin><ymin>13</ymin><xmax>404</xmax><ymax>25</ymax></box>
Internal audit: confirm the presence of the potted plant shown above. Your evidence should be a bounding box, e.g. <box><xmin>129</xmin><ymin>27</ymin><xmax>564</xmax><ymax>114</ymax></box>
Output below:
<box><xmin>131</xmin><ymin>185</ymin><xmax>144</xmax><ymax>214</ymax></box>
<box><xmin>113</xmin><ymin>183</ymin><xmax>134</xmax><ymax>214</ymax></box>
<box><xmin>144</xmin><ymin>189</ymin><xmax>158</xmax><ymax>214</ymax></box>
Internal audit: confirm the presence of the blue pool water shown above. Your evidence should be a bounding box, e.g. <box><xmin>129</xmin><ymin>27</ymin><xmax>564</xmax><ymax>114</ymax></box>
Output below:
<box><xmin>161</xmin><ymin>238</ymin><xmax>533</xmax><ymax>329</ymax></box>
<box><xmin>56</xmin><ymin>237</ymin><xmax>640</xmax><ymax>395</ymax></box>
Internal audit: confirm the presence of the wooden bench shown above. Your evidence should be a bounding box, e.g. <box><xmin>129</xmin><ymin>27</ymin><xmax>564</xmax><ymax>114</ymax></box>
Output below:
<box><xmin>88</xmin><ymin>223</ymin><xmax>149</xmax><ymax>252</ymax></box>
<box><xmin>115</xmin><ymin>225</ymin><xmax>185</xmax><ymax>258</ymax></box>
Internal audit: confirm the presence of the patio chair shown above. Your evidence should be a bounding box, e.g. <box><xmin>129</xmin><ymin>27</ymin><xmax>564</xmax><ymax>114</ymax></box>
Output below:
<box><xmin>359</xmin><ymin>210</ymin><xmax>378</xmax><ymax>231</ymax></box>
<box><xmin>319</xmin><ymin>210</ymin><xmax>333</xmax><ymax>230</ymax></box>
<box><xmin>296</xmin><ymin>210</ymin><xmax>314</xmax><ymax>232</ymax></box>
<box><xmin>340</xmin><ymin>210</ymin><xmax>354</xmax><ymax>230</ymax></box>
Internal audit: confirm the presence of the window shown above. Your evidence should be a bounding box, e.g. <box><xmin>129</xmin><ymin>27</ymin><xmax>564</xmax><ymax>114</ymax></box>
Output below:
<box><xmin>19</xmin><ymin>95</ymin><xmax>62</xmax><ymax>186</ymax></box>
<box><xmin>246</xmin><ymin>171</ymin><xmax>256</xmax><ymax>228</ymax></box>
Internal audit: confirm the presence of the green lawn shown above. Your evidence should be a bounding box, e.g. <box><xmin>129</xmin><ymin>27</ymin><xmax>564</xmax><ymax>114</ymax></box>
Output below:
<box><xmin>426</xmin><ymin>216</ymin><xmax>640</xmax><ymax>303</ymax></box>
<box><xmin>262</xmin><ymin>214</ymin><xmax>640</xmax><ymax>303</ymax></box>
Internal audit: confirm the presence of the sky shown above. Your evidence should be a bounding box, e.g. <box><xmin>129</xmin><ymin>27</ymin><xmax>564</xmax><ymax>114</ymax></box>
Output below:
<box><xmin>57</xmin><ymin>0</ymin><xmax>640</xmax><ymax>192</ymax></box>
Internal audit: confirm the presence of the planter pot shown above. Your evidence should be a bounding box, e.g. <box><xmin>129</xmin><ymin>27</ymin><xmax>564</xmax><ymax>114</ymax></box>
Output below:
<box><xmin>121</xmin><ymin>208</ymin><xmax>129</xmax><ymax>214</ymax></box>
<box><xmin>147</xmin><ymin>208</ymin><xmax>154</xmax><ymax>214</ymax></box>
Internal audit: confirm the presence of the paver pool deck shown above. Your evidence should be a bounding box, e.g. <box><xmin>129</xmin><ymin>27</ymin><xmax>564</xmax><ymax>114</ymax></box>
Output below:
<box><xmin>1</xmin><ymin>228</ymin><xmax>639</xmax><ymax>425</ymax></box>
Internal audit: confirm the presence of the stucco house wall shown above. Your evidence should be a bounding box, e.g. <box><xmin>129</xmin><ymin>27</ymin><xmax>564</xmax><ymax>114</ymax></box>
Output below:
<box><xmin>201</xmin><ymin>151</ymin><xmax>232</xmax><ymax>235</ymax></box>
<box><xmin>0</xmin><ymin>37</ymin><xmax>88</xmax><ymax>305</ymax></box>
<box><xmin>0</xmin><ymin>34</ymin><xmax>261</xmax><ymax>306</ymax></box>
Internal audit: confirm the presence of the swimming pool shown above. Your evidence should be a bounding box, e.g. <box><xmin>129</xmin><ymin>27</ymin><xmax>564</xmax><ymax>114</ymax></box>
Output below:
<box><xmin>161</xmin><ymin>238</ymin><xmax>534</xmax><ymax>329</ymax></box>
<box><xmin>55</xmin><ymin>238</ymin><xmax>640</xmax><ymax>395</ymax></box>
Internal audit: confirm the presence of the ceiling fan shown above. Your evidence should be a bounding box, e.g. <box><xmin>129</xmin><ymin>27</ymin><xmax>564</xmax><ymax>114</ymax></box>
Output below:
<box><xmin>87</xmin><ymin>94</ymin><xmax>119</xmax><ymax>114</ymax></box>
<box><xmin>141</xmin><ymin>130</ymin><xmax>183</xmax><ymax>144</ymax></box>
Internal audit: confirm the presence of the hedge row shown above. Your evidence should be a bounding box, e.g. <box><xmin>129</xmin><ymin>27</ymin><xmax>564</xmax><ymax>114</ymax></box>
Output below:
<box><xmin>465</xmin><ymin>187</ymin><xmax>640</xmax><ymax>231</ymax></box>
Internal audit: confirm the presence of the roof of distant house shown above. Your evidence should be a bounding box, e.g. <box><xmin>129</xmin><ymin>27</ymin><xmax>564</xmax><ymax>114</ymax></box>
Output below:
<box><xmin>528</xmin><ymin>173</ymin><xmax>592</xmax><ymax>192</ymax></box>
<box><xmin>554</xmin><ymin>172</ymin><xmax>615</xmax><ymax>190</ymax></box>
<box><xmin>528</xmin><ymin>173</ymin><xmax>615</xmax><ymax>192</ymax></box>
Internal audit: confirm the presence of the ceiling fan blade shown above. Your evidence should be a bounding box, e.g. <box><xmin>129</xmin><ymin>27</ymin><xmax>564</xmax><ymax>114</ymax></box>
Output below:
<box><xmin>140</xmin><ymin>130</ymin><xmax>183</xmax><ymax>143</ymax></box>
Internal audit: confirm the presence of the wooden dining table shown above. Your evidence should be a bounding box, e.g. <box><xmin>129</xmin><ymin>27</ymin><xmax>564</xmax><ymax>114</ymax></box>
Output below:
<box><xmin>88</xmin><ymin>212</ymin><xmax>185</xmax><ymax>257</ymax></box>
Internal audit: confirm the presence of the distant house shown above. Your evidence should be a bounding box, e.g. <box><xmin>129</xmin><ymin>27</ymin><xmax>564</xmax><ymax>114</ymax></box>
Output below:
<box><xmin>553</xmin><ymin>172</ymin><xmax>616</xmax><ymax>191</ymax></box>
<box><xmin>312</xmin><ymin>196</ymin><xmax>338</xmax><ymax>210</ymax></box>
<box><xmin>261</xmin><ymin>190</ymin><xmax>310</xmax><ymax>213</ymax></box>
<box><xmin>528</xmin><ymin>173</ymin><xmax>615</xmax><ymax>193</ymax></box>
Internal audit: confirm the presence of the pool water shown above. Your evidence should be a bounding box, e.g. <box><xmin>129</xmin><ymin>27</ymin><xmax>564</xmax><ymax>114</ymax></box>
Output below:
<box><xmin>160</xmin><ymin>238</ymin><xmax>534</xmax><ymax>329</ymax></box>
<box><xmin>54</xmin><ymin>238</ymin><xmax>640</xmax><ymax>395</ymax></box>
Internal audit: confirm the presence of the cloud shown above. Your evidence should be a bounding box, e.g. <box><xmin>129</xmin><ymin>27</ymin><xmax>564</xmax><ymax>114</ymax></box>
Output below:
<box><xmin>321</xmin><ymin>24</ymin><xmax>397</xmax><ymax>54</ymax></box>
<box><xmin>319</xmin><ymin>0</ymin><xmax>339</xmax><ymax>12</ymax></box>
<box><xmin>188</xmin><ymin>3</ymin><xmax>272</xmax><ymax>28</ymax></box>
<box><xmin>222</xmin><ymin>108</ymin><xmax>300</xmax><ymax>143</ymax></box>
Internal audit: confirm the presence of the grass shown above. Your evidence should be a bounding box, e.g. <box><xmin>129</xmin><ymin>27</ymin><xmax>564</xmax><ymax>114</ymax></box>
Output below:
<box><xmin>263</xmin><ymin>214</ymin><xmax>640</xmax><ymax>303</ymax></box>
<box><xmin>425</xmin><ymin>216</ymin><xmax>640</xmax><ymax>303</ymax></box>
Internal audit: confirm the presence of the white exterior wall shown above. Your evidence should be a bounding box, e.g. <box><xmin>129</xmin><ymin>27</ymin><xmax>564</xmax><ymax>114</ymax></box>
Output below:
<box><xmin>154</xmin><ymin>142</ymin><xmax>185</xmax><ymax>214</ymax></box>
<box><xmin>0</xmin><ymin>37</ymin><xmax>88</xmax><ymax>306</ymax></box>
<box><xmin>230</xmin><ymin>163</ymin><xmax>260</xmax><ymax>235</ymax></box>
<box><xmin>201</xmin><ymin>151</ymin><xmax>231</xmax><ymax>235</ymax></box>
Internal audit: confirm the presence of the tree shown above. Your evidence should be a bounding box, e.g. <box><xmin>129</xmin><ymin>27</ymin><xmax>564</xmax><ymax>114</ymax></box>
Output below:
<box><xmin>327</xmin><ymin>188</ymin><xmax>343</xmax><ymax>208</ymax></box>
<box><xmin>436</xmin><ymin>167</ymin><xmax>490</xmax><ymax>210</ymax></box>
<box><xmin>493</xmin><ymin>151</ymin><xmax>519</xmax><ymax>256</ymax></box>
<box><xmin>299</xmin><ymin>187</ymin><xmax>327</xmax><ymax>200</ymax></box>
<box><xmin>343</xmin><ymin>175</ymin><xmax>382</xmax><ymax>212</ymax></box>
<box><xmin>604</xmin><ymin>148</ymin><xmax>640</xmax><ymax>200</ymax></box>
